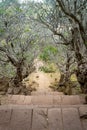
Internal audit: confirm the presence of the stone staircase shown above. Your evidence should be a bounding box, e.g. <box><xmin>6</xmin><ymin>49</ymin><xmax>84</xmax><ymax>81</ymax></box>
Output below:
<box><xmin>0</xmin><ymin>92</ymin><xmax>87</xmax><ymax>130</ymax></box>
<box><xmin>1</xmin><ymin>92</ymin><xmax>86</xmax><ymax>106</ymax></box>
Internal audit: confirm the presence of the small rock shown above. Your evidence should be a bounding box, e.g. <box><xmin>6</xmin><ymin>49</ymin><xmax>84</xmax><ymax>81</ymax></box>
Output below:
<box><xmin>36</xmin><ymin>76</ymin><xmax>39</xmax><ymax>78</ymax></box>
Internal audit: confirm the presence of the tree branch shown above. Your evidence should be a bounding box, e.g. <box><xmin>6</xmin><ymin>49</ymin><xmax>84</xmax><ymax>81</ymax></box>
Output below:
<box><xmin>76</xmin><ymin>0</ymin><xmax>87</xmax><ymax>13</ymax></box>
<box><xmin>0</xmin><ymin>46</ymin><xmax>6</xmax><ymax>52</ymax></box>
<box><xmin>36</xmin><ymin>14</ymin><xmax>68</xmax><ymax>43</ymax></box>
<box><xmin>56</xmin><ymin>0</ymin><xmax>85</xmax><ymax>42</ymax></box>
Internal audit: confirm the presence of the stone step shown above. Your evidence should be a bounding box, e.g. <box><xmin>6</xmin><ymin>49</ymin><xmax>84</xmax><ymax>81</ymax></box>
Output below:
<box><xmin>0</xmin><ymin>105</ymin><xmax>87</xmax><ymax>130</ymax></box>
<box><xmin>1</xmin><ymin>95</ymin><xmax>86</xmax><ymax>105</ymax></box>
<box><xmin>31</xmin><ymin>91</ymin><xmax>64</xmax><ymax>96</ymax></box>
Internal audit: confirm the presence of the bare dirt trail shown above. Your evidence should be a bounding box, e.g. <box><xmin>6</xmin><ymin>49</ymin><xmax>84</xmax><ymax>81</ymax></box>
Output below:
<box><xmin>24</xmin><ymin>71</ymin><xmax>60</xmax><ymax>92</ymax></box>
<box><xmin>23</xmin><ymin>59</ymin><xmax>60</xmax><ymax>92</ymax></box>
<box><xmin>31</xmin><ymin>71</ymin><xmax>52</xmax><ymax>92</ymax></box>
<box><xmin>34</xmin><ymin>71</ymin><xmax>52</xmax><ymax>92</ymax></box>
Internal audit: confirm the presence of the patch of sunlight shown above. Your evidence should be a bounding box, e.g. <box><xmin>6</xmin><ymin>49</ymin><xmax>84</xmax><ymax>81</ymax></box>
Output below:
<box><xmin>70</xmin><ymin>74</ymin><xmax>77</xmax><ymax>81</ymax></box>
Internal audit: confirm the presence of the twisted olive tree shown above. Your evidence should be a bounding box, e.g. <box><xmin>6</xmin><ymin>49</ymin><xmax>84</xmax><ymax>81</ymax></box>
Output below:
<box><xmin>0</xmin><ymin>0</ymin><xmax>38</xmax><ymax>91</ymax></box>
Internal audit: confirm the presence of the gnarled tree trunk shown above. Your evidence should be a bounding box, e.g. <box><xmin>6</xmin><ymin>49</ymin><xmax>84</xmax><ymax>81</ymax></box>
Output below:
<box><xmin>58</xmin><ymin>52</ymin><xmax>73</xmax><ymax>95</ymax></box>
<box><xmin>14</xmin><ymin>65</ymin><xmax>23</xmax><ymax>87</ymax></box>
<box><xmin>58</xmin><ymin>71</ymin><xmax>72</xmax><ymax>95</ymax></box>
<box><xmin>72</xmin><ymin>27</ymin><xmax>87</xmax><ymax>93</ymax></box>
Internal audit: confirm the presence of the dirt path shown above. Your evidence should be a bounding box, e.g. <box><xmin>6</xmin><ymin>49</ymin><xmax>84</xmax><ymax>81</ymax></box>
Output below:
<box><xmin>23</xmin><ymin>59</ymin><xmax>60</xmax><ymax>92</ymax></box>
<box><xmin>24</xmin><ymin>71</ymin><xmax>60</xmax><ymax>92</ymax></box>
<box><xmin>30</xmin><ymin>71</ymin><xmax>52</xmax><ymax>92</ymax></box>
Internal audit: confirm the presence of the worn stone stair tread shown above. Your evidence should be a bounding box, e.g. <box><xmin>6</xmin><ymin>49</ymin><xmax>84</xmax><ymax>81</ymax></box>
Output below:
<box><xmin>1</xmin><ymin>94</ymin><xmax>86</xmax><ymax>105</ymax></box>
<box><xmin>0</xmin><ymin>93</ymin><xmax>86</xmax><ymax>130</ymax></box>
<box><xmin>0</xmin><ymin>105</ymin><xmax>87</xmax><ymax>130</ymax></box>
<box><xmin>31</xmin><ymin>91</ymin><xmax>64</xmax><ymax>95</ymax></box>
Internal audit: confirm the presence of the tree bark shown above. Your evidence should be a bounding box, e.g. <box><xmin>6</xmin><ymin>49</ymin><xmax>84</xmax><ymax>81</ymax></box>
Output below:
<box><xmin>72</xmin><ymin>27</ymin><xmax>87</xmax><ymax>93</ymax></box>
<box><xmin>13</xmin><ymin>65</ymin><xmax>23</xmax><ymax>87</ymax></box>
<box><xmin>58</xmin><ymin>71</ymin><xmax>72</xmax><ymax>95</ymax></box>
<box><xmin>76</xmin><ymin>66</ymin><xmax>87</xmax><ymax>93</ymax></box>
<box><xmin>14</xmin><ymin>62</ymin><xmax>23</xmax><ymax>87</ymax></box>
<box><xmin>58</xmin><ymin>52</ymin><xmax>73</xmax><ymax>95</ymax></box>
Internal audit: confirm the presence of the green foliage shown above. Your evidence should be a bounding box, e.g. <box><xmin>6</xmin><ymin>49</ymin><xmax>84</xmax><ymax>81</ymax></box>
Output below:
<box><xmin>43</xmin><ymin>0</ymin><xmax>56</xmax><ymax>7</ymax></box>
<box><xmin>40</xmin><ymin>52</ymin><xmax>49</xmax><ymax>62</ymax></box>
<box><xmin>0</xmin><ymin>29</ymin><xmax>4</xmax><ymax>33</ymax></box>
<box><xmin>15</xmin><ymin>6</ymin><xmax>22</xmax><ymax>12</ymax></box>
<box><xmin>40</xmin><ymin>45</ymin><xmax>58</xmax><ymax>62</ymax></box>
<box><xmin>0</xmin><ymin>63</ymin><xmax>15</xmax><ymax>78</ymax></box>
<box><xmin>0</xmin><ymin>0</ymin><xmax>38</xmax><ymax>79</ymax></box>
<box><xmin>0</xmin><ymin>8</ymin><xmax>5</xmax><ymax>14</ymax></box>
<box><xmin>0</xmin><ymin>0</ymin><xmax>19</xmax><ymax>7</ymax></box>
<box><xmin>70</xmin><ymin>74</ymin><xmax>77</xmax><ymax>82</ymax></box>
<box><xmin>39</xmin><ymin>65</ymin><xmax>56</xmax><ymax>73</ymax></box>
<box><xmin>64</xmin><ymin>32</ymin><xmax>69</xmax><ymax>37</ymax></box>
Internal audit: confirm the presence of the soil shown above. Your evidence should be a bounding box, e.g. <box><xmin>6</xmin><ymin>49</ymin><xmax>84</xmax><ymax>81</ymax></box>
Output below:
<box><xmin>22</xmin><ymin>58</ymin><xmax>60</xmax><ymax>92</ymax></box>
<box><xmin>23</xmin><ymin>71</ymin><xmax>60</xmax><ymax>92</ymax></box>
